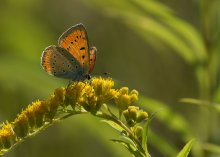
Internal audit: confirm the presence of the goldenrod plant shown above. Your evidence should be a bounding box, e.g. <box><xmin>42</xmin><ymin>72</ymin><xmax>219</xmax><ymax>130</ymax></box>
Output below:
<box><xmin>0</xmin><ymin>77</ymin><xmax>193</xmax><ymax>157</ymax></box>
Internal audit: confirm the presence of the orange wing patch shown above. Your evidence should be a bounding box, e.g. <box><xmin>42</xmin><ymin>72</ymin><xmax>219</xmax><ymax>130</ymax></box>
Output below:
<box><xmin>41</xmin><ymin>46</ymin><xmax>55</xmax><ymax>75</ymax></box>
<box><xmin>58</xmin><ymin>24</ymin><xmax>89</xmax><ymax>72</ymax></box>
<box><xmin>89</xmin><ymin>46</ymin><xmax>97</xmax><ymax>73</ymax></box>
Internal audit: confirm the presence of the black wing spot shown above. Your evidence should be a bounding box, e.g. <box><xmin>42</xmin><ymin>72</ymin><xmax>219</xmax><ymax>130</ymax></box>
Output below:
<box><xmin>52</xmin><ymin>67</ymin><xmax>54</xmax><ymax>69</ymax></box>
<box><xmin>71</xmin><ymin>41</ymin><xmax>73</xmax><ymax>44</ymax></box>
<box><xmin>83</xmin><ymin>62</ymin><xmax>85</xmax><ymax>65</ymax></box>
<box><xmin>63</xmin><ymin>70</ymin><xmax>66</xmax><ymax>73</ymax></box>
<box><xmin>54</xmin><ymin>60</ymin><xmax>56</xmax><ymax>62</ymax></box>
<box><xmin>82</xmin><ymin>55</ymin><xmax>85</xmax><ymax>59</ymax></box>
<box><xmin>80</xmin><ymin>47</ymin><xmax>85</xmax><ymax>50</ymax></box>
<box><xmin>53</xmin><ymin>56</ymin><xmax>56</xmax><ymax>58</ymax></box>
<box><xmin>75</xmin><ymin>39</ymin><xmax>77</xmax><ymax>42</ymax></box>
<box><xmin>76</xmin><ymin>36</ymin><xmax>79</xmax><ymax>39</ymax></box>
<box><xmin>90</xmin><ymin>59</ymin><xmax>93</xmax><ymax>61</ymax></box>
<box><xmin>53</xmin><ymin>63</ymin><xmax>55</xmax><ymax>65</ymax></box>
<box><xmin>75</xmin><ymin>65</ymin><xmax>78</xmax><ymax>69</ymax></box>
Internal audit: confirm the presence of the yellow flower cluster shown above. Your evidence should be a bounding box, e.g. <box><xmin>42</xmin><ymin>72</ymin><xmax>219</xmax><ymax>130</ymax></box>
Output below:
<box><xmin>0</xmin><ymin>122</ymin><xmax>15</xmax><ymax>151</ymax></box>
<box><xmin>115</xmin><ymin>87</ymin><xmax>139</xmax><ymax>111</ymax></box>
<box><xmin>0</xmin><ymin>77</ymin><xmax>148</xmax><ymax>153</ymax></box>
<box><xmin>65</xmin><ymin>78</ymin><xmax>117</xmax><ymax>113</ymax></box>
<box><xmin>122</xmin><ymin>106</ymin><xmax>148</xmax><ymax>127</ymax></box>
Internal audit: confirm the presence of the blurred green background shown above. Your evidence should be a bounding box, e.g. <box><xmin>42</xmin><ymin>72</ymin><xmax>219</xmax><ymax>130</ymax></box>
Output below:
<box><xmin>0</xmin><ymin>0</ymin><xmax>220</xmax><ymax>157</ymax></box>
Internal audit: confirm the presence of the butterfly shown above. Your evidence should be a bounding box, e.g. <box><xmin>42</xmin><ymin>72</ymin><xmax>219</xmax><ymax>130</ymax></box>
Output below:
<box><xmin>41</xmin><ymin>23</ymin><xmax>97</xmax><ymax>81</ymax></box>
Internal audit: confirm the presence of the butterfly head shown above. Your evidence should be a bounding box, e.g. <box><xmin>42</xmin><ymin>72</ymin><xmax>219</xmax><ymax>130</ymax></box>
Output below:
<box><xmin>75</xmin><ymin>73</ymin><xmax>91</xmax><ymax>81</ymax></box>
<box><xmin>85</xmin><ymin>73</ymin><xmax>91</xmax><ymax>80</ymax></box>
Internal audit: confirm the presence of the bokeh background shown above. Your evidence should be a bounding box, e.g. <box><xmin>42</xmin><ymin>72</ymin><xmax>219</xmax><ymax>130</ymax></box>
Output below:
<box><xmin>0</xmin><ymin>0</ymin><xmax>220</xmax><ymax>157</ymax></box>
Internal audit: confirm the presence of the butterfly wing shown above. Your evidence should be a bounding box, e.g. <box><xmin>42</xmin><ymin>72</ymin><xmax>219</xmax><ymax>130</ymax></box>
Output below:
<box><xmin>41</xmin><ymin>45</ymin><xmax>83</xmax><ymax>79</ymax></box>
<box><xmin>58</xmin><ymin>23</ymin><xmax>90</xmax><ymax>73</ymax></box>
<box><xmin>89</xmin><ymin>46</ymin><xmax>97</xmax><ymax>73</ymax></box>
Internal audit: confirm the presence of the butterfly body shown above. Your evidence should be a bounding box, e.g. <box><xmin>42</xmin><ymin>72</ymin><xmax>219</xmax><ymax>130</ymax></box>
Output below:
<box><xmin>41</xmin><ymin>23</ymin><xmax>96</xmax><ymax>81</ymax></box>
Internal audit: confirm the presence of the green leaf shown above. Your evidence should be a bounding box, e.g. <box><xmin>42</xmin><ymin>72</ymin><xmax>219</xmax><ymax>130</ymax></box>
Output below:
<box><xmin>140</xmin><ymin>96</ymin><xmax>192</xmax><ymax>140</ymax></box>
<box><xmin>176</xmin><ymin>139</ymin><xmax>194</xmax><ymax>157</ymax></box>
<box><xmin>101</xmin><ymin>119</ymin><xmax>125</xmax><ymax>132</ymax></box>
<box><xmin>201</xmin><ymin>142</ymin><xmax>220</xmax><ymax>154</ymax></box>
<box><xmin>149</xmin><ymin>130</ymin><xmax>179</xmax><ymax>156</ymax></box>
<box><xmin>142</xmin><ymin>112</ymin><xmax>156</xmax><ymax>153</ymax></box>
<box><xmin>111</xmin><ymin>139</ymin><xmax>145</xmax><ymax>157</ymax></box>
<box><xmin>132</xmin><ymin>0</ymin><xmax>207</xmax><ymax>63</ymax></box>
<box><xmin>180</xmin><ymin>98</ymin><xmax>220</xmax><ymax>113</ymax></box>
<box><xmin>142</xmin><ymin>120</ymin><xmax>149</xmax><ymax>152</ymax></box>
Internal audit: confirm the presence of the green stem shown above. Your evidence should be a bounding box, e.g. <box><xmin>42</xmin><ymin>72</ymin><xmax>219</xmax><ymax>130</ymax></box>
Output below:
<box><xmin>0</xmin><ymin>112</ymin><xmax>83</xmax><ymax>156</ymax></box>
<box><xmin>97</xmin><ymin>112</ymin><xmax>147</xmax><ymax>156</ymax></box>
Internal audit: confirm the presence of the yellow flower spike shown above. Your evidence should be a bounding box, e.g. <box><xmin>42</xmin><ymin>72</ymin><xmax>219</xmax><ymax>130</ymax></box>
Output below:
<box><xmin>130</xmin><ymin>89</ymin><xmax>139</xmax><ymax>95</ymax></box>
<box><xmin>122</xmin><ymin>106</ymin><xmax>146</xmax><ymax>127</ymax></box>
<box><xmin>136</xmin><ymin>111</ymin><xmax>148</xmax><ymax>123</ymax></box>
<box><xmin>32</xmin><ymin>100</ymin><xmax>48</xmax><ymax>127</ymax></box>
<box><xmin>65</xmin><ymin>82</ymin><xmax>87</xmax><ymax>108</ymax></box>
<box><xmin>129</xmin><ymin>90</ymin><xmax>139</xmax><ymax>104</ymax></box>
<box><xmin>115</xmin><ymin>93</ymin><xmax>131</xmax><ymax>111</ymax></box>
<box><xmin>91</xmin><ymin>77</ymin><xmax>114</xmax><ymax>97</ymax></box>
<box><xmin>0</xmin><ymin>122</ymin><xmax>15</xmax><ymax>149</ymax></box>
<box><xmin>134</xmin><ymin>126</ymin><xmax>143</xmax><ymax>138</ymax></box>
<box><xmin>122</xmin><ymin>109</ymin><xmax>130</xmax><ymax>121</ymax></box>
<box><xmin>24</xmin><ymin>104</ymin><xmax>36</xmax><ymax>128</ymax></box>
<box><xmin>13</xmin><ymin>113</ymin><xmax>29</xmax><ymax>138</ymax></box>
<box><xmin>90</xmin><ymin>77</ymin><xmax>116</xmax><ymax>112</ymax></box>
<box><xmin>54</xmin><ymin>87</ymin><xmax>66</xmax><ymax>106</ymax></box>
<box><xmin>45</xmin><ymin>87</ymin><xmax>66</xmax><ymax>120</ymax></box>
<box><xmin>81</xmin><ymin>93</ymin><xmax>98</xmax><ymax>112</ymax></box>
<box><xmin>128</xmin><ymin>107</ymin><xmax>138</xmax><ymax>121</ymax></box>
<box><xmin>115</xmin><ymin>87</ymin><xmax>139</xmax><ymax>113</ymax></box>
<box><xmin>119</xmin><ymin>87</ymin><xmax>129</xmax><ymax>95</ymax></box>
<box><xmin>122</xmin><ymin>106</ymin><xmax>137</xmax><ymax>127</ymax></box>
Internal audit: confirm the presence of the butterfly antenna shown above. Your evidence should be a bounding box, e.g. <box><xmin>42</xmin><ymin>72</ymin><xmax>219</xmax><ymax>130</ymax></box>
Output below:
<box><xmin>103</xmin><ymin>72</ymin><xmax>111</xmax><ymax>75</ymax></box>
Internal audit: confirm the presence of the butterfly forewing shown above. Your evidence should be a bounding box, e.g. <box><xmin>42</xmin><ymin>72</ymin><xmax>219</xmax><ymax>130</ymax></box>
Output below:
<box><xmin>58</xmin><ymin>24</ymin><xmax>90</xmax><ymax>73</ymax></box>
<box><xmin>41</xmin><ymin>45</ymin><xmax>83</xmax><ymax>79</ymax></box>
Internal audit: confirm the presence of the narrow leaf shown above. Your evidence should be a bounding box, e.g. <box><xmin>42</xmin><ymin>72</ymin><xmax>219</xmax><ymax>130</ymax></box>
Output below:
<box><xmin>176</xmin><ymin>139</ymin><xmax>194</xmax><ymax>157</ymax></box>
<box><xmin>101</xmin><ymin>119</ymin><xmax>124</xmax><ymax>132</ymax></box>
<box><xmin>111</xmin><ymin>139</ymin><xmax>145</xmax><ymax>157</ymax></box>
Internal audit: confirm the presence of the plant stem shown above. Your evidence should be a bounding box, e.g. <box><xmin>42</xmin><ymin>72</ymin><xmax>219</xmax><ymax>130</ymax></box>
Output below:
<box><xmin>97</xmin><ymin>112</ymin><xmax>147</xmax><ymax>156</ymax></box>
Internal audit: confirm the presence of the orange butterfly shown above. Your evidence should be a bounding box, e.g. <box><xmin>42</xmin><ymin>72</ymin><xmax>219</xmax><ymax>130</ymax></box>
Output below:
<box><xmin>41</xmin><ymin>23</ymin><xmax>96</xmax><ymax>81</ymax></box>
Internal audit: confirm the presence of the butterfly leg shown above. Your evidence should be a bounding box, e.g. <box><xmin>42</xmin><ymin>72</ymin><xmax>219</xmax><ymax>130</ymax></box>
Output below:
<box><xmin>67</xmin><ymin>80</ymin><xmax>72</xmax><ymax>88</ymax></box>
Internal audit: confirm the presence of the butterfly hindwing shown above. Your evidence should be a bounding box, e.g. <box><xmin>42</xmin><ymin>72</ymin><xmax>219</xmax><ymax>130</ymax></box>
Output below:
<box><xmin>58</xmin><ymin>23</ymin><xmax>90</xmax><ymax>73</ymax></box>
<box><xmin>41</xmin><ymin>45</ymin><xmax>83</xmax><ymax>79</ymax></box>
<box><xmin>89</xmin><ymin>46</ymin><xmax>97</xmax><ymax>73</ymax></box>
